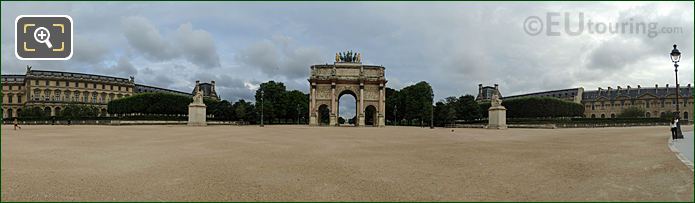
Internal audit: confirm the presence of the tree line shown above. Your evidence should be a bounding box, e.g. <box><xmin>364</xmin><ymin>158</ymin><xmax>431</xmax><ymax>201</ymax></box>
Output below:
<box><xmin>106</xmin><ymin>81</ymin><xmax>308</xmax><ymax>124</ymax></box>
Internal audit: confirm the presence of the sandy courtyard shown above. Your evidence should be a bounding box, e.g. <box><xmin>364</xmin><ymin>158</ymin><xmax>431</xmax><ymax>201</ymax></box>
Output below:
<box><xmin>1</xmin><ymin>125</ymin><xmax>693</xmax><ymax>201</ymax></box>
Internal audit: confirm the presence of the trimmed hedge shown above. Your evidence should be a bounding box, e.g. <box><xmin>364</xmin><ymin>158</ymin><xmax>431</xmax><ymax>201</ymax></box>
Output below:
<box><xmin>108</xmin><ymin>92</ymin><xmax>192</xmax><ymax>115</ymax></box>
<box><xmin>480</xmin><ymin>97</ymin><xmax>584</xmax><ymax>118</ymax></box>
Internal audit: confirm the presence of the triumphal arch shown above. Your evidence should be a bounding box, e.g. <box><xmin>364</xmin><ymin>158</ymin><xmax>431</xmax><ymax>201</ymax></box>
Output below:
<box><xmin>308</xmin><ymin>51</ymin><xmax>387</xmax><ymax>127</ymax></box>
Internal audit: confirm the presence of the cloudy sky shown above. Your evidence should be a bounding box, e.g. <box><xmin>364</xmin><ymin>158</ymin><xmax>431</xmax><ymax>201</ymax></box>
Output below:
<box><xmin>2</xmin><ymin>2</ymin><xmax>693</xmax><ymax>118</ymax></box>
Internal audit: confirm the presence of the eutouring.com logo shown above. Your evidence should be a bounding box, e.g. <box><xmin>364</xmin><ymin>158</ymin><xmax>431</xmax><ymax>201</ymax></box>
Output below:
<box><xmin>523</xmin><ymin>12</ymin><xmax>683</xmax><ymax>38</ymax></box>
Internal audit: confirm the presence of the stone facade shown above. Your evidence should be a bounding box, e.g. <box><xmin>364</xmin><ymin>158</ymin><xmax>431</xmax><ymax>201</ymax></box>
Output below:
<box><xmin>1</xmin><ymin>67</ymin><xmax>192</xmax><ymax>119</ymax></box>
<box><xmin>308</xmin><ymin>61</ymin><xmax>387</xmax><ymax>127</ymax></box>
<box><xmin>478</xmin><ymin>83</ymin><xmax>694</xmax><ymax>120</ymax></box>
<box><xmin>581</xmin><ymin>84</ymin><xmax>693</xmax><ymax>120</ymax></box>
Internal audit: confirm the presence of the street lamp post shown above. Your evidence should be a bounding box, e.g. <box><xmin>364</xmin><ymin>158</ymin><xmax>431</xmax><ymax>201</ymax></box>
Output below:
<box><xmin>394</xmin><ymin>104</ymin><xmax>397</xmax><ymax>126</ymax></box>
<box><xmin>260</xmin><ymin>90</ymin><xmax>264</xmax><ymax>127</ymax></box>
<box><xmin>296</xmin><ymin>104</ymin><xmax>300</xmax><ymax>124</ymax></box>
<box><xmin>670</xmin><ymin>44</ymin><xmax>682</xmax><ymax>138</ymax></box>
<box><xmin>430</xmin><ymin>92</ymin><xmax>434</xmax><ymax>129</ymax></box>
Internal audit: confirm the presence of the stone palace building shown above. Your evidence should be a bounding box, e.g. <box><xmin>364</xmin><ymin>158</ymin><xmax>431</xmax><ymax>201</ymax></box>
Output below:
<box><xmin>1</xmin><ymin>67</ymin><xmax>219</xmax><ymax>119</ymax></box>
<box><xmin>476</xmin><ymin>83</ymin><xmax>693</xmax><ymax>120</ymax></box>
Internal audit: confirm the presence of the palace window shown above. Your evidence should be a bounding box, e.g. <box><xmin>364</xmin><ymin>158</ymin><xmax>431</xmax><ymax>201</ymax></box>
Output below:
<box><xmin>661</xmin><ymin>99</ymin><xmax>665</xmax><ymax>108</ymax></box>
<box><xmin>55</xmin><ymin>90</ymin><xmax>61</xmax><ymax>101</ymax></box>
<box><xmin>34</xmin><ymin>80</ymin><xmax>39</xmax><ymax>85</ymax></box>
<box><xmin>17</xmin><ymin>95</ymin><xmax>21</xmax><ymax>103</ymax></box>
<box><xmin>84</xmin><ymin>83</ymin><xmax>88</xmax><ymax>88</ymax></box>
<box><xmin>8</xmin><ymin>94</ymin><xmax>13</xmax><ymax>103</ymax></box>
<box><xmin>44</xmin><ymin>90</ymin><xmax>51</xmax><ymax>101</ymax></box>
<box><xmin>33</xmin><ymin>89</ymin><xmax>40</xmax><ymax>101</ymax></box>
<box><xmin>92</xmin><ymin>92</ymin><xmax>97</xmax><ymax>103</ymax></box>
<box><xmin>93</xmin><ymin>83</ymin><xmax>97</xmax><ymax>89</ymax></box>
<box><xmin>45</xmin><ymin>80</ymin><xmax>49</xmax><ymax>86</ymax></box>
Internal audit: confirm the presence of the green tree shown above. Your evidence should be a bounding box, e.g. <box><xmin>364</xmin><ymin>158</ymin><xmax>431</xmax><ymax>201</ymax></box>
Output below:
<box><xmin>60</xmin><ymin>103</ymin><xmax>99</xmax><ymax>120</ymax></box>
<box><xmin>18</xmin><ymin>106</ymin><xmax>49</xmax><ymax>118</ymax></box>
<box><xmin>255</xmin><ymin>81</ymin><xmax>287</xmax><ymax>124</ymax></box>
<box><xmin>455</xmin><ymin>95</ymin><xmax>481</xmax><ymax>121</ymax></box>
<box><xmin>618</xmin><ymin>107</ymin><xmax>646</xmax><ymax>118</ymax></box>
<box><xmin>232</xmin><ymin>99</ymin><xmax>256</xmax><ymax>123</ymax></box>
<box><xmin>282</xmin><ymin>90</ymin><xmax>309</xmax><ymax>123</ymax></box>
<box><xmin>399</xmin><ymin>81</ymin><xmax>433</xmax><ymax>125</ymax></box>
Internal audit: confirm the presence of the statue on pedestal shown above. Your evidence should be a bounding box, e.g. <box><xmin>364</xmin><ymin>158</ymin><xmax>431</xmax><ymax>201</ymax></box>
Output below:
<box><xmin>188</xmin><ymin>81</ymin><xmax>207</xmax><ymax>126</ymax></box>
<box><xmin>487</xmin><ymin>90</ymin><xmax>507</xmax><ymax>129</ymax></box>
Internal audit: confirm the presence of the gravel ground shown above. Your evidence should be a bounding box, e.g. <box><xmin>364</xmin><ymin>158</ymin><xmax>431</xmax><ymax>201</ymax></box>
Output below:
<box><xmin>1</xmin><ymin>125</ymin><xmax>693</xmax><ymax>201</ymax></box>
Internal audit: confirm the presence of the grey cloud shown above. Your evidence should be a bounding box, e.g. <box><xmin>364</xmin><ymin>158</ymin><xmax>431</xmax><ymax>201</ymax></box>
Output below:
<box><xmin>175</xmin><ymin>23</ymin><xmax>221</xmax><ymax>68</ymax></box>
<box><xmin>121</xmin><ymin>17</ymin><xmax>221</xmax><ymax>68</ymax></box>
<box><xmin>72</xmin><ymin>36</ymin><xmax>110</xmax><ymax>63</ymax></box>
<box><xmin>236</xmin><ymin>35</ymin><xmax>323</xmax><ymax>80</ymax></box>
<box><xmin>95</xmin><ymin>56</ymin><xmax>137</xmax><ymax>78</ymax></box>
<box><xmin>122</xmin><ymin>16</ymin><xmax>178</xmax><ymax>60</ymax></box>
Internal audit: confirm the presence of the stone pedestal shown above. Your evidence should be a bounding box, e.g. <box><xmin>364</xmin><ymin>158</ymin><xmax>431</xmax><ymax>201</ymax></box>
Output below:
<box><xmin>309</xmin><ymin>114</ymin><xmax>318</xmax><ymax>126</ymax></box>
<box><xmin>378</xmin><ymin>114</ymin><xmax>385</xmax><ymax>127</ymax></box>
<box><xmin>329</xmin><ymin>114</ymin><xmax>337</xmax><ymax>126</ymax></box>
<box><xmin>487</xmin><ymin>106</ymin><xmax>507</xmax><ymax>129</ymax></box>
<box><xmin>188</xmin><ymin>103</ymin><xmax>207</xmax><ymax>126</ymax></box>
<box><xmin>358</xmin><ymin>114</ymin><xmax>365</xmax><ymax>127</ymax></box>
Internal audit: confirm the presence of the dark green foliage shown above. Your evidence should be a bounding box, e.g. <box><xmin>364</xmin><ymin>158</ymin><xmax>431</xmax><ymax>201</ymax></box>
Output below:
<box><xmin>617</xmin><ymin>107</ymin><xmax>645</xmax><ymax>118</ymax></box>
<box><xmin>60</xmin><ymin>103</ymin><xmax>100</xmax><ymax>120</ymax></box>
<box><xmin>433</xmin><ymin>95</ymin><xmax>481</xmax><ymax>126</ymax></box>
<box><xmin>18</xmin><ymin>106</ymin><xmax>49</xmax><ymax>118</ymax></box>
<box><xmin>479</xmin><ymin>96</ymin><xmax>584</xmax><ymax>118</ymax></box>
<box><xmin>107</xmin><ymin>92</ymin><xmax>192</xmax><ymax>115</ymax></box>
<box><xmin>254</xmin><ymin>81</ymin><xmax>310</xmax><ymax>124</ymax></box>
<box><xmin>388</xmin><ymin>81</ymin><xmax>433</xmax><ymax>125</ymax></box>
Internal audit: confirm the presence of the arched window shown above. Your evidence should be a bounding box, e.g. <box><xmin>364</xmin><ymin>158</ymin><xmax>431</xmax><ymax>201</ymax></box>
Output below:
<box><xmin>601</xmin><ymin>114</ymin><xmax>605</xmax><ymax>118</ymax></box>
<box><xmin>646</xmin><ymin>112</ymin><xmax>651</xmax><ymax>118</ymax></box>
<box><xmin>591</xmin><ymin>114</ymin><xmax>596</xmax><ymax>118</ymax></box>
<box><xmin>685</xmin><ymin>112</ymin><xmax>690</xmax><ymax>120</ymax></box>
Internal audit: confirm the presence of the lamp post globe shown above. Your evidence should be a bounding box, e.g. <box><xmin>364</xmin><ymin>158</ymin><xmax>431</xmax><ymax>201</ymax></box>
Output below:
<box><xmin>671</xmin><ymin>44</ymin><xmax>681</xmax><ymax>63</ymax></box>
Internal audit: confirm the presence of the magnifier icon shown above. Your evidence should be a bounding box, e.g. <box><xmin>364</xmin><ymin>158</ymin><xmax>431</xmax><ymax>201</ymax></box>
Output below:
<box><xmin>33</xmin><ymin>27</ymin><xmax>52</xmax><ymax>48</ymax></box>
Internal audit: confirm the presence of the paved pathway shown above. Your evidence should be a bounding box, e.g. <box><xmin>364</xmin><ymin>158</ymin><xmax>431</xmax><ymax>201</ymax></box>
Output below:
<box><xmin>673</xmin><ymin>131</ymin><xmax>694</xmax><ymax>163</ymax></box>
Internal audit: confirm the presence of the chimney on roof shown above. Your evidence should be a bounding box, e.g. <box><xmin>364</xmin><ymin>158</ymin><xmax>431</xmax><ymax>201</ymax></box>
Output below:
<box><xmin>598</xmin><ymin>87</ymin><xmax>602</xmax><ymax>96</ymax></box>
<box><xmin>211</xmin><ymin>80</ymin><xmax>217</xmax><ymax>96</ymax></box>
<box><xmin>666</xmin><ymin>84</ymin><xmax>669</xmax><ymax>94</ymax></box>
<box><xmin>688</xmin><ymin>84</ymin><xmax>691</xmax><ymax>93</ymax></box>
<box><xmin>655</xmin><ymin>84</ymin><xmax>658</xmax><ymax>94</ymax></box>
<box><xmin>477</xmin><ymin>84</ymin><xmax>483</xmax><ymax>99</ymax></box>
<box><xmin>607</xmin><ymin>87</ymin><xmax>612</xmax><ymax>97</ymax></box>
<box><xmin>627</xmin><ymin>85</ymin><xmax>631</xmax><ymax>94</ymax></box>
<box><xmin>637</xmin><ymin>85</ymin><xmax>641</xmax><ymax>95</ymax></box>
<box><xmin>617</xmin><ymin>86</ymin><xmax>622</xmax><ymax>95</ymax></box>
<box><xmin>494</xmin><ymin>84</ymin><xmax>499</xmax><ymax>90</ymax></box>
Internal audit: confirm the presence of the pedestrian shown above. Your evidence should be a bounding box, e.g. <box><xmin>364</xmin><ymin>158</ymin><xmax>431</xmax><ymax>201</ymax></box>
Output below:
<box><xmin>13</xmin><ymin>118</ymin><xmax>21</xmax><ymax>130</ymax></box>
<box><xmin>670</xmin><ymin>119</ymin><xmax>677</xmax><ymax>140</ymax></box>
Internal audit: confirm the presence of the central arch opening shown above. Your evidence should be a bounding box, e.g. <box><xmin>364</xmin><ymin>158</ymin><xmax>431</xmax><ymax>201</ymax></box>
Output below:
<box><xmin>338</xmin><ymin>90</ymin><xmax>357</xmax><ymax>126</ymax></box>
